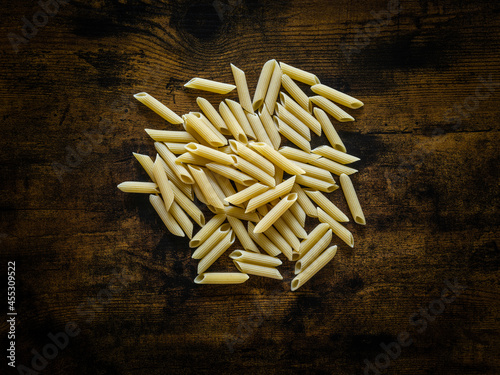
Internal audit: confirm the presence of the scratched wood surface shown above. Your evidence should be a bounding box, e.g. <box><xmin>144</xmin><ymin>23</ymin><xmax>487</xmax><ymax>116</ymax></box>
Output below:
<box><xmin>0</xmin><ymin>0</ymin><xmax>499</xmax><ymax>374</ymax></box>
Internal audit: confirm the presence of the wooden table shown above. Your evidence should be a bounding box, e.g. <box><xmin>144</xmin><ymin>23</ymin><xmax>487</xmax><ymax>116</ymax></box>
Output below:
<box><xmin>1</xmin><ymin>0</ymin><xmax>499</xmax><ymax>374</ymax></box>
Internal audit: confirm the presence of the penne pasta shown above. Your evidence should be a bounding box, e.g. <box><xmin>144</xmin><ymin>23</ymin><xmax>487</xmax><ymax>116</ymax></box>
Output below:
<box><xmin>248</xmin><ymin>222</ymin><xmax>282</xmax><ymax>257</ymax></box>
<box><xmin>281</xmin><ymin>74</ymin><xmax>312</xmax><ymax>113</ymax></box>
<box><xmin>227</xmin><ymin>216</ymin><xmax>259</xmax><ymax>253</ymax></box>
<box><xmin>213</xmin><ymin>173</ymin><xmax>238</xmax><ymax>202</ymax></box>
<box><xmin>195</xmin><ymin>272</ymin><xmax>249</xmax><ymax>284</ymax></box>
<box><xmin>152</xmin><ymin>156</ymin><xmax>174</xmax><ymax>211</ymax></box>
<box><xmin>193</xmin><ymin>182</ymin><xmax>208</xmax><ymax>205</ymax></box>
<box><xmin>134</xmin><ymin>92</ymin><xmax>183</xmax><ymax>124</ymax></box>
<box><xmin>145</xmin><ymin>129</ymin><xmax>196</xmax><ymax>143</ymax></box>
<box><xmin>233</xmin><ymin>261</ymin><xmax>282</xmax><ymax>280</ymax></box>
<box><xmin>219</xmin><ymin>101</ymin><xmax>248</xmax><ymax>144</ymax></box>
<box><xmin>311</xmin><ymin>157</ymin><xmax>358</xmax><ymax>176</ymax></box>
<box><xmin>264</xmin><ymin>62</ymin><xmax>282</xmax><ymax>115</ymax></box>
<box><xmin>184</xmin><ymin>77</ymin><xmax>236</xmax><ymax>94</ymax></box>
<box><xmin>205</xmin><ymin>169</ymin><xmax>229</xmax><ymax>207</ymax></box>
<box><xmin>273</xmin><ymin>217</ymin><xmax>301</xmax><ymax>252</ymax></box>
<box><xmin>176</xmin><ymin>152</ymin><xmax>212</xmax><ymax>166</ymax></box>
<box><xmin>253</xmin><ymin>193</ymin><xmax>297</xmax><ymax>233</ymax></box>
<box><xmin>263</xmin><ymin>225</ymin><xmax>294</xmax><ymax>261</ymax></box>
<box><xmin>311</xmin><ymin>84</ymin><xmax>364</xmax><ymax>109</ymax></box>
<box><xmin>191</xmin><ymin>112</ymin><xmax>228</xmax><ymax>146</ymax></box>
<box><xmin>185</xmin><ymin>143</ymin><xmax>234</xmax><ymax>166</ymax></box>
<box><xmin>169</xmin><ymin>181</ymin><xmax>205</xmax><ymax>227</ymax></box>
<box><xmin>231</xmin><ymin>64</ymin><xmax>253</xmax><ymax>113</ymax></box>
<box><xmin>155</xmin><ymin>142</ymin><xmax>194</xmax><ymax>184</ymax></box>
<box><xmin>246</xmin><ymin>176</ymin><xmax>296</xmax><ymax>213</ymax></box>
<box><xmin>296</xmin><ymin>231</ymin><xmax>333</xmax><ymax>273</ymax></box>
<box><xmin>206</xmin><ymin>162</ymin><xmax>256</xmax><ymax>186</ymax></box>
<box><xmin>295</xmin><ymin>174</ymin><xmax>338</xmax><ymax>193</ymax></box>
<box><xmin>165</xmin><ymin>142</ymin><xmax>189</xmax><ymax>155</ymax></box>
<box><xmin>278</xmin><ymin>146</ymin><xmax>321</xmax><ymax>164</ymax></box>
<box><xmin>228</xmin><ymin>140</ymin><xmax>275</xmax><ymax>176</ymax></box>
<box><xmin>229</xmin><ymin>250</ymin><xmax>281</xmax><ymax>267</ymax></box>
<box><xmin>274</xmin><ymin>166</ymin><xmax>283</xmax><ymax>185</ymax></box>
<box><xmin>280</xmin><ymin>92</ymin><xmax>321</xmax><ymax>135</ymax></box>
<box><xmin>275</xmin><ymin>103</ymin><xmax>311</xmax><ymax>141</ymax></box>
<box><xmin>304</xmin><ymin>189</ymin><xmax>348</xmax><ymax>222</ymax></box>
<box><xmin>310</xmin><ymin>96</ymin><xmax>354</xmax><ymax>122</ymax></box>
<box><xmin>317</xmin><ymin>208</ymin><xmax>354</xmax><ymax>247</ymax></box>
<box><xmin>196</xmin><ymin>97</ymin><xmax>231</xmax><ymax>135</ymax></box>
<box><xmin>340</xmin><ymin>173</ymin><xmax>366</xmax><ymax>225</ymax></box>
<box><xmin>197</xmin><ymin>230</ymin><xmax>235</xmax><ymax>274</ymax></box>
<box><xmin>225</xmin><ymin>206</ymin><xmax>260</xmax><ymax>222</ymax></box>
<box><xmin>312</xmin><ymin>145</ymin><xmax>360</xmax><ymax>165</ymax></box>
<box><xmin>247</xmin><ymin>113</ymin><xmax>273</xmax><ymax>148</ymax></box>
<box><xmin>253</xmin><ymin>59</ymin><xmax>276</xmax><ymax>110</ymax></box>
<box><xmin>249</xmin><ymin>142</ymin><xmax>306</xmax><ymax>175</ymax></box>
<box><xmin>159</xmin><ymin>157</ymin><xmax>193</xmax><ymax>200</ymax></box>
<box><xmin>149</xmin><ymin>194</ymin><xmax>185</xmax><ymax>237</ymax></box>
<box><xmin>289</xmin><ymin>202</ymin><xmax>306</xmax><ymax>227</ymax></box>
<box><xmin>291</xmin><ymin>184</ymin><xmax>318</xmax><ymax>217</ymax></box>
<box><xmin>226</xmin><ymin>99</ymin><xmax>256</xmax><ymax>140</ymax></box>
<box><xmin>279</xmin><ymin>62</ymin><xmax>320</xmax><ymax>86</ymax></box>
<box><xmin>231</xmin><ymin>155</ymin><xmax>275</xmax><ymax>187</ymax></box>
<box><xmin>299</xmin><ymin>223</ymin><xmax>330</xmax><ymax>255</ymax></box>
<box><xmin>117</xmin><ymin>181</ymin><xmax>158</xmax><ymax>194</ymax></box>
<box><xmin>291</xmin><ymin>246</ymin><xmax>337</xmax><ymax>291</ymax></box>
<box><xmin>224</xmin><ymin>183</ymin><xmax>269</xmax><ymax>205</ymax></box>
<box><xmin>291</xmin><ymin>160</ymin><xmax>336</xmax><ymax>183</ymax></box>
<box><xmin>313</xmin><ymin>108</ymin><xmax>346</xmax><ymax>152</ymax></box>
<box><xmin>133</xmin><ymin>152</ymin><xmax>155</xmax><ymax>182</ymax></box>
<box><xmin>281</xmin><ymin>209</ymin><xmax>308</xmax><ymax>239</ymax></box>
<box><xmin>275</xmin><ymin>117</ymin><xmax>311</xmax><ymax>153</ymax></box>
<box><xmin>169</xmin><ymin>201</ymin><xmax>194</xmax><ymax>239</ymax></box>
<box><xmin>188</xmin><ymin>165</ymin><xmax>225</xmax><ymax>209</ymax></box>
<box><xmin>258</xmin><ymin>104</ymin><xmax>281</xmax><ymax>150</ymax></box>
<box><xmin>192</xmin><ymin>223</ymin><xmax>232</xmax><ymax>259</ymax></box>
<box><xmin>183</xmin><ymin>117</ymin><xmax>212</xmax><ymax>148</ymax></box>
<box><xmin>190</xmin><ymin>214</ymin><xmax>226</xmax><ymax>248</ymax></box>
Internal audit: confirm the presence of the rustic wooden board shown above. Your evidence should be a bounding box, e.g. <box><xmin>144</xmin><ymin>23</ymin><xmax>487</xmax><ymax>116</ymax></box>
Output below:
<box><xmin>0</xmin><ymin>0</ymin><xmax>499</xmax><ymax>374</ymax></box>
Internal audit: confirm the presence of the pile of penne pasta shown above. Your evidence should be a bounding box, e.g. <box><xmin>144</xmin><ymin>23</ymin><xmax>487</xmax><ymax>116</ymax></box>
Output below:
<box><xmin>118</xmin><ymin>61</ymin><xmax>365</xmax><ymax>291</ymax></box>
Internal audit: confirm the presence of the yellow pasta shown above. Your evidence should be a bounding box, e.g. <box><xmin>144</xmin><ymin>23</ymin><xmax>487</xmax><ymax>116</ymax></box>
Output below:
<box><xmin>258</xmin><ymin>104</ymin><xmax>281</xmax><ymax>150</ymax></box>
<box><xmin>273</xmin><ymin>217</ymin><xmax>301</xmax><ymax>252</ymax></box>
<box><xmin>117</xmin><ymin>181</ymin><xmax>159</xmax><ymax>194</ymax></box>
<box><xmin>310</xmin><ymin>96</ymin><xmax>354</xmax><ymax>122</ymax></box>
<box><xmin>134</xmin><ymin>92</ymin><xmax>183</xmax><ymax>124</ymax></box>
<box><xmin>247</xmin><ymin>113</ymin><xmax>273</xmax><ymax>148</ymax></box>
<box><xmin>205</xmin><ymin>169</ymin><xmax>229</xmax><ymax>207</ymax></box>
<box><xmin>231</xmin><ymin>64</ymin><xmax>253</xmax><ymax>113</ymax></box>
<box><xmin>197</xmin><ymin>230</ymin><xmax>235</xmax><ymax>274</ymax></box>
<box><xmin>291</xmin><ymin>184</ymin><xmax>318</xmax><ymax>217</ymax></box>
<box><xmin>249</xmin><ymin>142</ymin><xmax>306</xmax><ymax>175</ymax></box>
<box><xmin>149</xmin><ymin>194</ymin><xmax>184</xmax><ymax>237</ymax></box>
<box><xmin>340</xmin><ymin>173</ymin><xmax>366</xmax><ymax>225</ymax></box>
<box><xmin>289</xmin><ymin>202</ymin><xmax>306</xmax><ymax>227</ymax></box>
<box><xmin>233</xmin><ymin>261</ymin><xmax>282</xmax><ymax>280</ymax></box>
<box><xmin>291</xmin><ymin>246</ymin><xmax>337</xmax><ymax>291</ymax></box>
<box><xmin>231</xmin><ymin>155</ymin><xmax>275</xmax><ymax>187</ymax></box>
<box><xmin>229</xmin><ymin>250</ymin><xmax>281</xmax><ymax>267</ymax></box>
<box><xmin>311</xmin><ymin>83</ymin><xmax>364</xmax><ymax>109</ymax></box>
<box><xmin>184</xmin><ymin>78</ymin><xmax>236</xmax><ymax>94</ymax></box>
<box><xmin>263</xmin><ymin>225</ymin><xmax>293</xmax><ymax>261</ymax></box>
<box><xmin>169</xmin><ymin>201</ymin><xmax>193</xmax><ymax>239</ymax></box>
<box><xmin>226</xmin><ymin>99</ymin><xmax>256</xmax><ymax>140</ymax></box>
<box><xmin>152</xmin><ymin>156</ymin><xmax>174</xmax><ymax>211</ymax></box>
<box><xmin>264</xmin><ymin>62</ymin><xmax>282</xmax><ymax>115</ymax></box>
<box><xmin>291</xmin><ymin>160</ymin><xmax>336</xmax><ymax>183</ymax></box>
<box><xmin>155</xmin><ymin>142</ymin><xmax>194</xmax><ymax>184</ymax></box>
<box><xmin>275</xmin><ymin>103</ymin><xmax>311</xmax><ymax>141</ymax></box>
<box><xmin>175</xmin><ymin>152</ymin><xmax>211</xmax><ymax>166</ymax></box>
<box><xmin>185</xmin><ymin>143</ymin><xmax>234</xmax><ymax>165</ymax></box>
<box><xmin>193</xmin><ymin>183</ymin><xmax>208</xmax><ymax>205</ymax></box>
<box><xmin>164</xmin><ymin>142</ymin><xmax>189</xmax><ymax>155</ymax></box>
<box><xmin>196</xmin><ymin>97</ymin><xmax>231</xmax><ymax>135</ymax></box>
<box><xmin>295</xmin><ymin>231</ymin><xmax>333</xmax><ymax>273</ymax></box>
<box><xmin>219</xmin><ymin>101</ymin><xmax>248</xmax><ymax>144</ymax></box>
<box><xmin>228</xmin><ymin>140</ymin><xmax>275</xmax><ymax>177</ymax></box>
<box><xmin>281</xmin><ymin>74</ymin><xmax>312</xmax><ymax>113</ymax></box>
<box><xmin>278</xmin><ymin>146</ymin><xmax>321</xmax><ymax>164</ymax></box>
<box><xmin>190</xmin><ymin>214</ymin><xmax>226</xmax><ymax>248</ymax></box>
<box><xmin>248</xmin><ymin>222</ymin><xmax>282</xmax><ymax>257</ymax></box>
<box><xmin>317</xmin><ymin>208</ymin><xmax>354</xmax><ymax>247</ymax></box>
<box><xmin>246</xmin><ymin>176</ymin><xmax>296</xmax><ymax>213</ymax></box>
<box><xmin>168</xmin><ymin>181</ymin><xmax>205</xmax><ymax>227</ymax></box>
<box><xmin>192</xmin><ymin>223</ymin><xmax>232</xmax><ymax>259</ymax></box>
<box><xmin>254</xmin><ymin>193</ymin><xmax>297</xmax><ymax>233</ymax></box>
<box><xmin>227</xmin><ymin>216</ymin><xmax>259</xmax><ymax>253</ymax></box>
<box><xmin>225</xmin><ymin>206</ymin><xmax>260</xmax><ymax>222</ymax></box>
<box><xmin>279</xmin><ymin>62</ymin><xmax>320</xmax><ymax>86</ymax></box>
<box><xmin>274</xmin><ymin>166</ymin><xmax>283</xmax><ymax>185</ymax></box>
<box><xmin>312</xmin><ymin>145</ymin><xmax>360</xmax><ymax>164</ymax></box>
<box><xmin>281</xmin><ymin>210</ymin><xmax>308</xmax><ymax>239</ymax></box>
<box><xmin>206</xmin><ymin>162</ymin><xmax>256</xmax><ymax>186</ymax></box>
<box><xmin>194</xmin><ymin>272</ymin><xmax>249</xmax><ymax>284</ymax></box>
<box><xmin>253</xmin><ymin>59</ymin><xmax>276</xmax><ymax>110</ymax></box>
<box><xmin>133</xmin><ymin>152</ymin><xmax>155</xmax><ymax>181</ymax></box>
<box><xmin>158</xmin><ymin>157</ymin><xmax>193</xmax><ymax>200</ymax></box>
<box><xmin>275</xmin><ymin>117</ymin><xmax>311</xmax><ymax>153</ymax></box>
<box><xmin>280</xmin><ymin>92</ymin><xmax>321</xmax><ymax>135</ymax></box>
<box><xmin>304</xmin><ymin>189</ymin><xmax>348</xmax><ymax>222</ymax></box>
<box><xmin>145</xmin><ymin>129</ymin><xmax>196</xmax><ymax>143</ymax></box>
<box><xmin>187</xmin><ymin>165</ymin><xmax>225</xmax><ymax>210</ymax></box>
<box><xmin>299</xmin><ymin>223</ymin><xmax>330</xmax><ymax>255</ymax></box>
<box><xmin>213</xmin><ymin>173</ymin><xmax>238</xmax><ymax>204</ymax></box>
<box><xmin>313</xmin><ymin>108</ymin><xmax>346</xmax><ymax>152</ymax></box>
<box><xmin>295</xmin><ymin>174</ymin><xmax>338</xmax><ymax>193</ymax></box>
<box><xmin>224</xmin><ymin>183</ymin><xmax>269</xmax><ymax>206</ymax></box>
<box><xmin>192</xmin><ymin>112</ymin><xmax>228</xmax><ymax>146</ymax></box>
<box><xmin>311</xmin><ymin>157</ymin><xmax>358</xmax><ymax>176</ymax></box>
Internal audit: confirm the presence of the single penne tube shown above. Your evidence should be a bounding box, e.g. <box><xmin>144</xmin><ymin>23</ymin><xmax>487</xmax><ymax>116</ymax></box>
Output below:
<box><xmin>155</xmin><ymin>142</ymin><xmax>194</xmax><ymax>184</ymax></box>
<box><xmin>311</xmin><ymin>157</ymin><xmax>358</xmax><ymax>176</ymax></box>
<box><xmin>168</xmin><ymin>181</ymin><xmax>205</xmax><ymax>227</ymax></box>
<box><xmin>296</xmin><ymin>231</ymin><xmax>333</xmax><ymax>273</ymax></box>
<box><xmin>169</xmin><ymin>201</ymin><xmax>193</xmax><ymax>239</ymax></box>
<box><xmin>279</xmin><ymin>62</ymin><xmax>320</xmax><ymax>86</ymax></box>
<box><xmin>182</xmin><ymin>118</ymin><xmax>212</xmax><ymax>148</ymax></box>
<box><xmin>313</xmin><ymin>108</ymin><xmax>346</xmax><ymax>152</ymax></box>
<box><xmin>219</xmin><ymin>102</ymin><xmax>248</xmax><ymax>144</ymax></box>
<box><xmin>184</xmin><ymin>143</ymin><xmax>234</xmax><ymax>165</ymax></box>
<box><xmin>281</xmin><ymin>210</ymin><xmax>308</xmax><ymax>239</ymax></box>
<box><xmin>275</xmin><ymin>117</ymin><xmax>311</xmax><ymax>153</ymax></box>
<box><xmin>258</xmin><ymin>104</ymin><xmax>281</xmax><ymax>150</ymax></box>
<box><xmin>310</xmin><ymin>96</ymin><xmax>354</xmax><ymax>122</ymax></box>
<box><xmin>184</xmin><ymin>77</ymin><xmax>236</xmax><ymax>94</ymax></box>
<box><xmin>304</xmin><ymin>189</ymin><xmax>348</xmax><ymax>222</ymax></box>
<box><xmin>318</xmin><ymin>208</ymin><xmax>354</xmax><ymax>247</ymax></box>
<box><xmin>291</xmin><ymin>160</ymin><xmax>336</xmax><ymax>183</ymax></box>
<box><xmin>233</xmin><ymin>261</ymin><xmax>282</xmax><ymax>280</ymax></box>
<box><xmin>175</xmin><ymin>152</ymin><xmax>212</xmax><ymax>166</ymax></box>
<box><xmin>227</xmin><ymin>216</ymin><xmax>260</xmax><ymax>253</ymax></box>
<box><xmin>224</xmin><ymin>183</ymin><xmax>269</xmax><ymax>205</ymax></box>
<box><xmin>291</xmin><ymin>184</ymin><xmax>318</xmax><ymax>217</ymax></box>
<box><xmin>225</xmin><ymin>206</ymin><xmax>259</xmax><ymax>222</ymax></box>
<box><xmin>248</xmin><ymin>222</ymin><xmax>281</xmax><ymax>257</ymax></box>
<box><xmin>134</xmin><ymin>92</ymin><xmax>183</xmax><ymax>124</ymax></box>
<box><xmin>229</xmin><ymin>250</ymin><xmax>281</xmax><ymax>267</ymax></box>
<box><xmin>197</xmin><ymin>230</ymin><xmax>235</xmax><ymax>274</ymax></box>
<box><xmin>117</xmin><ymin>181</ymin><xmax>159</xmax><ymax>194</ymax></box>
<box><xmin>196</xmin><ymin>97</ymin><xmax>231</xmax><ymax>135</ymax></box>
<box><xmin>206</xmin><ymin>162</ymin><xmax>256</xmax><ymax>186</ymax></box>
<box><xmin>263</xmin><ymin>225</ymin><xmax>293</xmax><ymax>261</ymax></box>
<box><xmin>247</xmin><ymin>113</ymin><xmax>273</xmax><ymax>148</ymax></box>
<box><xmin>165</xmin><ymin>142</ymin><xmax>189</xmax><ymax>155</ymax></box>
<box><xmin>280</xmin><ymin>92</ymin><xmax>321</xmax><ymax>135</ymax></box>
<box><xmin>231</xmin><ymin>155</ymin><xmax>275</xmax><ymax>187</ymax></box>
<box><xmin>278</xmin><ymin>146</ymin><xmax>321</xmax><ymax>164</ymax></box>
<box><xmin>231</xmin><ymin>64</ymin><xmax>253</xmax><ymax>113</ymax></box>
<box><xmin>295</xmin><ymin>174</ymin><xmax>338</xmax><ymax>193</ymax></box>
<box><xmin>264</xmin><ymin>62</ymin><xmax>282</xmax><ymax>115</ymax></box>
<box><xmin>192</xmin><ymin>223</ymin><xmax>232</xmax><ymax>259</ymax></box>
<box><xmin>228</xmin><ymin>140</ymin><xmax>275</xmax><ymax>176</ymax></box>
<box><xmin>340</xmin><ymin>173</ymin><xmax>366</xmax><ymax>225</ymax></box>
<box><xmin>311</xmin><ymin>84</ymin><xmax>364</xmax><ymax>109</ymax></box>
<box><xmin>253</xmin><ymin>193</ymin><xmax>297</xmax><ymax>233</ymax></box>
<box><xmin>299</xmin><ymin>223</ymin><xmax>330</xmax><ymax>255</ymax></box>
<box><xmin>188</xmin><ymin>165</ymin><xmax>225</xmax><ymax>209</ymax></box>
<box><xmin>289</xmin><ymin>202</ymin><xmax>306</xmax><ymax>227</ymax></box>
<box><xmin>273</xmin><ymin>217</ymin><xmax>301</xmax><ymax>252</ymax></box>
<box><xmin>205</xmin><ymin>169</ymin><xmax>229</xmax><ymax>207</ymax></box>
<box><xmin>191</xmin><ymin>112</ymin><xmax>228</xmax><ymax>146</ymax></box>
<box><xmin>194</xmin><ymin>272</ymin><xmax>249</xmax><ymax>284</ymax></box>
<box><xmin>275</xmin><ymin>103</ymin><xmax>311</xmax><ymax>141</ymax></box>
<box><xmin>145</xmin><ymin>129</ymin><xmax>197</xmax><ymax>143</ymax></box>
<box><xmin>152</xmin><ymin>156</ymin><xmax>174</xmax><ymax>211</ymax></box>
<box><xmin>253</xmin><ymin>59</ymin><xmax>276</xmax><ymax>110</ymax></box>
<box><xmin>190</xmin><ymin>214</ymin><xmax>226</xmax><ymax>248</ymax></box>
<box><xmin>193</xmin><ymin>183</ymin><xmax>208</xmax><ymax>205</ymax></box>
<box><xmin>291</xmin><ymin>246</ymin><xmax>337</xmax><ymax>291</ymax></box>
<box><xmin>312</xmin><ymin>145</ymin><xmax>360</xmax><ymax>164</ymax></box>
<box><xmin>226</xmin><ymin>99</ymin><xmax>256</xmax><ymax>139</ymax></box>
<box><xmin>249</xmin><ymin>142</ymin><xmax>305</xmax><ymax>175</ymax></box>
<box><xmin>246</xmin><ymin>176</ymin><xmax>296</xmax><ymax>213</ymax></box>
<box><xmin>159</xmin><ymin>157</ymin><xmax>193</xmax><ymax>200</ymax></box>
<box><xmin>133</xmin><ymin>153</ymin><xmax>155</xmax><ymax>181</ymax></box>
<box><xmin>281</xmin><ymin>74</ymin><xmax>312</xmax><ymax>113</ymax></box>
<box><xmin>149</xmin><ymin>194</ymin><xmax>184</xmax><ymax>237</ymax></box>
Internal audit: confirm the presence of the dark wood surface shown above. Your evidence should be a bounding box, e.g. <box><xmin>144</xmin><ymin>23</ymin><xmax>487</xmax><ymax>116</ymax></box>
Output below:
<box><xmin>1</xmin><ymin>0</ymin><xmax>499</xmax><ymax>374</ymax></box>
